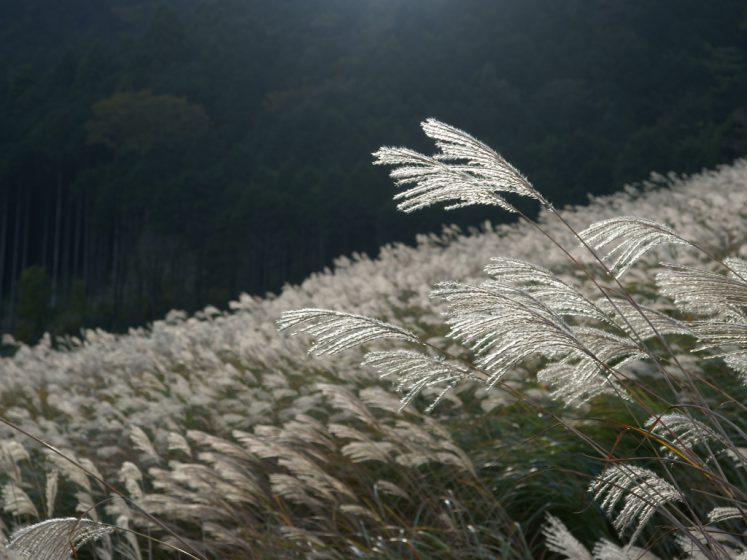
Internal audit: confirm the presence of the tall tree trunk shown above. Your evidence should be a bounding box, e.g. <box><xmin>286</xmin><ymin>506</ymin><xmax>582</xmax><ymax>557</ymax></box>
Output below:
<box><xmin>82</xmin><ymin>192</ymin><xmax>89</xmax><ymax>290</ymax></box>
<box><xmin>51</xmin><ymin>171</ymin><xmax>63</xmax><ymax>307</ymax></box>
<box><xmin>41</xmin><ymin>191</ymin><xmax>50</xmax><ymax>271</ymax></box>
<box><xmin>111</xmin><ymin>221</ymin><xmax>119</xmax><ymax>320</ymax></box>
<box><xmin>8</xmin><ymin>190</ymin><xmax>21</xmax><ymax>324</ymax></box>
<box><xmin>61</xmin><ymin>193</ymin><xmax>73</xmax><ymax>305</ymax></box>
<box><xmin>20</xmin><ymin>187</ymin><xmax>30</xmax><ymax>272</ymax></box>
<box><xmin>258</xmin><ymin>236</ymin><xmax>266</xmax><ymax>293</ymax></box>
<box><xmin>0</xmin><ymin>187</ymin><xmax>8</xmax><ymax>322</ymax></box>
<box><xmin>73</xmin><ymin>195</ymin><xmax>83</xmax><ymax>284</ymax></box>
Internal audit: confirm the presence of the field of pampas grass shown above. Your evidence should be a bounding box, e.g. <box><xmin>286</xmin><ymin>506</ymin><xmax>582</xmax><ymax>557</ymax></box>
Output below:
<box><xmin>1</xmin><ymin>121</ymin><xmax>747</xmax><ymax>558</ymax></box>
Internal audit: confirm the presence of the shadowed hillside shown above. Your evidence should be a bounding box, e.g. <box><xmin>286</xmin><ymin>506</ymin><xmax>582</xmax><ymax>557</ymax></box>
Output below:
<box><xmin>2</xmin><ymin>0</ymin><xmax>747</xmax><ymax>340</ymax></box>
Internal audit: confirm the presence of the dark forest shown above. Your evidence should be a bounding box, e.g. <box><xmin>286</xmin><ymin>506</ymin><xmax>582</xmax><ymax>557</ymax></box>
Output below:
<box><xmin>2</xmin><ymin>0</ymin><xmax>747</xmax><ymax>342</ymax></box>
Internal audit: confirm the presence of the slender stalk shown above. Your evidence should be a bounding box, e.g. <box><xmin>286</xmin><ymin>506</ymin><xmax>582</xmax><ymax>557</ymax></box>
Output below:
<box><xmin>0</xmin><ymin>415</ymin><xmax>209</xmax><ymax>560</ymax></box>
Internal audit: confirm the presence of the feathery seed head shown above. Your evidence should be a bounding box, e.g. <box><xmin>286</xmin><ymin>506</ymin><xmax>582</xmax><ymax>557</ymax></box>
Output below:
<box><xmin>373</xmin><ymin>118</ymin><xmax>547</xmax><ymax>214</ymax></box>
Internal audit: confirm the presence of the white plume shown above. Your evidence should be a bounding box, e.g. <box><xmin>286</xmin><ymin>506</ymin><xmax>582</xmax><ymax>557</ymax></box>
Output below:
<box><xmin>589</xmin><ymin>465</ymin><xmax>682</xmax><ymax>543</ymax></box>
<box><xmin>277</xmin><ymin>308</ymin><xmax>421</xmax><ymax>356</ymax></box>
<box><xmin>579</xmin><ymin>217</ymin><xmax>690</xmax><ymax>278</ymax></box>
<box><xmin>373</xmin><ymin>118</ymin><xmax>545</xmax><ymax>214</ymax></box>
<box><xmin>543</xmin><ymin>513</ymin><xmax>592</xmax><ymax>560</ymax></box>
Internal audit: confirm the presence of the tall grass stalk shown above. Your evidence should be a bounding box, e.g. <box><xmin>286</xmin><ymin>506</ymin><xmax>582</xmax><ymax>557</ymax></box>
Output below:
<box><xmin>281</xmin><ymin>120</ymin><xmax>747</xmax><ymax>559</ymax></box>
<box><xmin>1</xmin><ymin>121</ymin><xmax>747</xmax><ymax>558</ymax></box>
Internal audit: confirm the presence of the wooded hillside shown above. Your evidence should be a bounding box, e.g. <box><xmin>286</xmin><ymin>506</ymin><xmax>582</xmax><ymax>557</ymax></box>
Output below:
<box><xmin>2</xmin><ymin>0</ymin><xmax>746</xmax><ymax>341</ymax></box>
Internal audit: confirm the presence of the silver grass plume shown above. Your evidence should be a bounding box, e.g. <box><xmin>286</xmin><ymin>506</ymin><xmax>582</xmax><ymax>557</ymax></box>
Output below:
<box><xmin>536</xmin><ymin>326</ymin><xmax>642</xmax><ymax>406</ymax></box>
<box><xmin>591</xmin><ymin>539</ymin><xmax>661</xmax><ymax>560</ymax></box>
<box><xmin>535</xmin><ymin>329</ymin><xmax>640</xmax><ymax>407</ymax></box>
<box><xmin>434</xmin><ymin>281</ymin><xmax>636</xmax><ymax>404</ymax></box>
<box><xmin>537</xmin><ymin>364</ymin><xmax>620</xmax><ymax>406</ymax></box>
<box><xmin>6</xmin><ymin>518</ymin><xmax>115</xmax><ymax>559</ymax></box>
<box><xmin>2</xmin><ymin>484</ymin><xmax>38</xmax><ymax>519</ymax></box>
<box><xmin>45</xmin><ymin>472</ymin><xmax>58</xmax><ymax>518</ymax></box>
<box><xmin>657</xmin><ymin>265</ymin><xmax>747</xmax><ymax>315</ymax></box>
<box><xmin>579</xmin><ymin>217</ymin><xmax>691</xmax><ymax>278</ymax></box>
<box><xmin>317</xmin><ymin>384</ymin><xmax>379</xmax><ymax>425</ymax></box>
<box><xmin>362</xmin><ymin>350</ymin><xmax>474</xmax><ymax>411</ymax></box>
<box><xmin>693</xmin><ymin>321</ymin><xmax>747</xmax><ymax>353</ymax></box>
<box><xmin>129</xmin><ymin>426</ymin><xmax>159</xmax><ymax>463</ymax></box>
<box><xmin>113</xmin><ymin>516</ymin><xmax>142</xmax><ymax>560</ymax></box>
<box><xmin>277</xmin><ymin>309</ymin><xmax>421</xmax><ymax>356</ymax></box>
<box><xmin>484</xmin><ymin>257</ymin><xmax>606</xmax><ymax>320</ymax></box>
<box><xmin>373</xmin><ymin>118</ymin><xmax>547</xmax><ymax>213</ymax></box>
<box><xmin>723</xmin><ymin>353</ymin><xmax>747</xmax><ymax>381</ymax></box>
<box><xmin>46</xmin><ymin>450</ymin><xmax>92</xmax><ymax>494</ymax></box>
<box><xmin>432</xmin><ymin>281</ymin><xmax>579</xmax><ymax>383</ymax></box>
<box><xmin>691</xmin><ymin>320</ymin><xmax>747</xmax><ymax>384</ymax></box>
<box><xmin>644</xmin><ymin>413</ymin><xmax>730</xmax><ymax>454</ymax></box>
<box><xmin>596</xmin><ymin>297</ymin><xmax>691</xmax><ymax>340</ymax></box>
<box><xmin>543</xmin><ymin>513</ymin><xmax>592</xmax><ymax>560</ymax></box>
<box><xmin>589</xmin><ymin>465</ymin><xmax>683</xmax><ymax>543</ymax></box>
<box><xmin>374</xmin><ymin>480</ymin><xmax>409</xmax><ymax>499</ymax></box>
<box><xmin>358</xmin><ymin>386</ymin><xmax>404</xmax><ymax>415</ymax></box>
<box><xmin>675</xmin><ymin>526</ymin><xmax>746</xmax><ymax>559</ymax></box>
<box><xmin>556</xmin><ymin>327</ymin><xmax>641</xmax><ymax>389</ymax></box>
<box><xmin>328</xmin><ymin>423</ymin><xmax>395</xmax><ymax>463</ymax></box>
<box><xmin>119</xmin><ymin>462</ymin><xmax>145</xmax><ymax>501</ymax></box>
<box><xmin>0</xmin><ymin>442</ymin><xmax>30</xmax><ymax>486</ymax></box>
<box><xmin>707</xmin><ymin>507</ymin><xmax>744</xmax><ymax>524</ymax></box>
<box><xmin>166</xmin><ymin>432</ymin><xmax>192</xmax><ymax>457</ymax></box>
<box><xmin>725</xmin><ymin>256</ymin><xmax>747</xmax><ymax>281</ymax></box>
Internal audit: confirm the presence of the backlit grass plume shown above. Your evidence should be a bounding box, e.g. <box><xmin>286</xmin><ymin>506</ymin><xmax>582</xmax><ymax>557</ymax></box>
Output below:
<box><xmin>373</xmin><ymin>118</ymin><xmax>548</xmax><ymax>213</ymax></box>
<box><xmin>281</xmin><ymin>119</ymin><xmax>747</xmax><ymax>559</ymax></box>
<box><xmin>1</xmin><ymin>120</ymin><xmax>747</xmax><ymax>558</ymax></box>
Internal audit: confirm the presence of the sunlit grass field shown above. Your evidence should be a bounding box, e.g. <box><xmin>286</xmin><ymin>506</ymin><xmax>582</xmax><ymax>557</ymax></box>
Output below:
<box><xmin>1</xmin><ymin>128</ymin><xmax>747</xmax><ymax>558</ymax></box>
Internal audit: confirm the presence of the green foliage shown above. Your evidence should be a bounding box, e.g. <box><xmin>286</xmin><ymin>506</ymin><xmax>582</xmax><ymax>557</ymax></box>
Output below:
<box><xmin>52</xmin><ymin>279</ymin><xmax>90</xmax><ymax>335</ymax></box>
<box><xmin>86</xmin><ymin>91</ymin><xmax>214</xmax><ymax>156</ymax></box>
<box><xmin>14</xmin><ymin>266</ymin><xmax>51</xmax><ymax>344</ymax></box>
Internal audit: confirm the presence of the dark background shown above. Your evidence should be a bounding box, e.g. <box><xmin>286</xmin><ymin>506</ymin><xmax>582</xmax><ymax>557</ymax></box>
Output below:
<box><xmin>2</xmin><ymin>0</ymin><xmax>747</xmax><ymax>343</ymax></box>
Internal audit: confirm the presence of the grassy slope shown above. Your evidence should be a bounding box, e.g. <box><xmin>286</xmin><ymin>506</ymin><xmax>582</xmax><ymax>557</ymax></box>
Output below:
<box><xmin>0</xmin><ymin>159</ymin><xmax>746</xmax><ymax>557</ymax></box>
